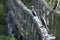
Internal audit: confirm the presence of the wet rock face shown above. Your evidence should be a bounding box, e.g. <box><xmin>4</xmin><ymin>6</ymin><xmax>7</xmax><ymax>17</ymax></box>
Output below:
<box><xmin>4</xmin><ymin>0</ymin><xmax>56</xmax><ymax>40</ymax></box>
<box><xmin>4</xmin><ymin>0</ymin><xmax>35</xmax><ymax>39</ymax></box>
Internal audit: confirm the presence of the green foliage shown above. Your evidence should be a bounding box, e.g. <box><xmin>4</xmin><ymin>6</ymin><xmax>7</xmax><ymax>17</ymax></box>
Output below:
<box><xmin>54</xmin><ymin>14</ymin><xmax>60</xmax><ymax>34</ymax></box>
<box><xmin>0</xmin><ymin>4</ymin><xmax>4</xmax><ymax>18</ymax></box>
<box><xmin>49</xmin><ymin>14</ymin><xmax>60</xmax><ymax>40</ymax></box>
<box><xmin>0</xmin><ymin>36</ymin><xmax>15</xmax><ymax>40</ymax></box>
<box><xmin>0</xmin><ymin>0</ymin><xmax>6</xmax><ymax>35</ymax></box>
<box><xmin>0</xmin><ymin>3</ymin><xmax>6</xmax><ymax>35</ymax></box>
<box><xmin>21</xmin><ymin>0</ymin><xmax>32</xmax><ymax>9</ymax></box>
<box><xmin>0</xmin><ymin>25</ymin><xmax>8</xmax><ymax>35</ymax></box>
<box><xmin>54</xmin><ymin>14</ymin><xmax>60</xmax><ymax>40</ymax></box>
<box><xmin>57</xmin><ymin>6</ymin><xmax>60</xmax><ymax>11</ymax></box>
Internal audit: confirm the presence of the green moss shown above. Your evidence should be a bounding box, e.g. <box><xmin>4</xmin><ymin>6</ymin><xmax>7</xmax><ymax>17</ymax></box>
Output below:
<box><xmin>0</xmin><ymin>36</ymin><xmax>15</xmax><ymax>40</ymax></box>
<box><xmin>21</xmin><ymin>0</ymin><xmax>32</xmax><ymax>9</ymax></box>
<box><xmin>0</xmin><ymin>4</ymin><xmax>4</xmax><ymax>18</ymax></box>
<box><xmin>56</xmin><ymin>6</ymin><xmax>60</xmax><ymax>11</ymax></box>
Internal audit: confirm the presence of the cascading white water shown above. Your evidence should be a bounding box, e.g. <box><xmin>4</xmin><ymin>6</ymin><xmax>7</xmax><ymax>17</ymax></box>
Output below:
<box><xmin>4</xmin><ymin>0</ymin><xmax>56</xmax><ymax>40</ymax></box>
<box><xmin>32</xmin><ymin>11</ymin><xmax>56</xmax><ymax>40</ymax></box>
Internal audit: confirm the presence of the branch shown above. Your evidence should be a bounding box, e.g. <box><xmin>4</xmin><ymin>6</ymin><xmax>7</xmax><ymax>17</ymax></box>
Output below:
<box><xmin>38</xmin><ymin>0</ymin><xmax>60</xmax><ymax>14</ymax></box>
<box><xmin>53</xmin><ymin>0</ymin><xmax>58</xmax><ymax>10</ymax></box>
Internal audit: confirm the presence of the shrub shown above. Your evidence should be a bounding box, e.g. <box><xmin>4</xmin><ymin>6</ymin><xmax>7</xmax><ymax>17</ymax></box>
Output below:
<box><xmin>0</xmin><ymin>36</ymin><xmax>15</xmax><ymax>40</ymax></box>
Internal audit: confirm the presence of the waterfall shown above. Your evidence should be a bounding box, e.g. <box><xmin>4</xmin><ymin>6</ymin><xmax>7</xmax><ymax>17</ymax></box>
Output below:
<box><xmin>4</xmin><ymin>0</ymin><xmax>56</xmax><ymax>40</ymax></box>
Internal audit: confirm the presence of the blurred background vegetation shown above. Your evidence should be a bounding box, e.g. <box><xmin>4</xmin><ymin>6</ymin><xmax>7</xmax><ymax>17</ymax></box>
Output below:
<box><xmin>0</xmin><ymin>0</ymin><xmax>60</xmax><ymax>40</ymax></box>
<box><xmin>0</xmin><ymin>0</ymin><xmax>8</xmax><ymax>35</ymax></box>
